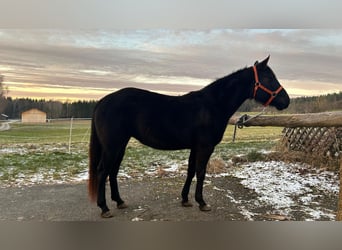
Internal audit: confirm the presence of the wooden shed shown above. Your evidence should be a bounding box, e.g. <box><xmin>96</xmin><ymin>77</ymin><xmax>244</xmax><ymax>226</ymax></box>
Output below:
<box><xmin>21</xmin><ymin>109</ymin><xmax>47</xmax><ymax>123</ymax></box>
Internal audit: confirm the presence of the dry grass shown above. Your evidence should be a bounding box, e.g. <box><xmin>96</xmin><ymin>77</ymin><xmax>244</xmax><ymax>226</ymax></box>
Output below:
<box><xmin>267</xmin><ymin>144</ymin><xmax>340</xmax><ymax>171</ymax></box>
<box><xmin>207</xmin><ymin>158</ymin><xmax>228</xmax><ymax>174</ymax></box>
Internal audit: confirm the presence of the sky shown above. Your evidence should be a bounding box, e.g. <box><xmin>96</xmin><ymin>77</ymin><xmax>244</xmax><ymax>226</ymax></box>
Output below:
<box><xmin>0</xmin><ymin>1</ymin><xmax>341</xmax><ymax>101</ymax></box>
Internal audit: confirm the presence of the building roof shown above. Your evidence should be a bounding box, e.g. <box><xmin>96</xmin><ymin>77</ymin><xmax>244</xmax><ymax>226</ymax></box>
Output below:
<box><xmin>21</xmin><ymin>108</ymin><xmax>46</xmax><ymax>115</ymax></box>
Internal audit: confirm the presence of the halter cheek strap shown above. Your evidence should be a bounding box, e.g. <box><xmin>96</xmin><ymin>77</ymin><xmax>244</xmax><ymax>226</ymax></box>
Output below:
<box><xmin>253</xmin><ymin>66</ymin><xmax>283</xmax><ymax>107</ymax></box>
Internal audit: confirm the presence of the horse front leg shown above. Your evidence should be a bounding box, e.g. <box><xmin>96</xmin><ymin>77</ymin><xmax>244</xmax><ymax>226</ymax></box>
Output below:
<box><xmin>194</xmin><ymin>147</ymin><xmax>214</xmax><ymax>212</ymax></box>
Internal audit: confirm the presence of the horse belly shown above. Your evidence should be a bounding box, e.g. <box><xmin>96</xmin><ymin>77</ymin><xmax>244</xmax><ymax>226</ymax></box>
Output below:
<box><xmin>133</xmin><ymin>127</ymin><xmax>191</xmax><ymax>150</ymax></box>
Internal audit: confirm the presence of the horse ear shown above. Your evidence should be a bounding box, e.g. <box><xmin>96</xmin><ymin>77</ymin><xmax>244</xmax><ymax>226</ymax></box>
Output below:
<box><xmin>257</xmin><ymin>55</ymin><xmax>270</xmax><ymax>69</ymax></box>
<box><xmin>254</xmin><ymin>61</ymin><xmax>259</xmax><ymax>66</ymax></box>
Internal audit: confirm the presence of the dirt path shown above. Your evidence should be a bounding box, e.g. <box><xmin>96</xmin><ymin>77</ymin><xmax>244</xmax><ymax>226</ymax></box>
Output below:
<box><xmin>0</xmin><ymin>174</ymin><xmax>337</xmax><ymax>221</ymax></box>
<box><xmin>0</xmin><ymin>176</ymin><xmax>271</xmax><ymax>221</ymax></box>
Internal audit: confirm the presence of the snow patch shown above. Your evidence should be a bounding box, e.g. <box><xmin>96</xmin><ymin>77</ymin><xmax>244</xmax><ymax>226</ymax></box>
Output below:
<box><xmin>231</xmin><ymin>161</ymin><xmax>339</xmax><ymax>220</ymax></box>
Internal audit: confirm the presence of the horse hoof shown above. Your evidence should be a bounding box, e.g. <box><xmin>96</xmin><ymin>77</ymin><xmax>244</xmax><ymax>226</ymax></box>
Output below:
<box><xmin>117</xmin><ymin>202</ymin><xmax>128</xmax><ymax>209</ymax></box>
<box><xmin>182</xmin><ymin>201</ymin><xmax>193</xmax><ymax>207</ymax></box>
<box><xmin>101</xmin><ymin>211</ymin><xmax>114</xmax><ymax>218</ymax></box>
<box><xmin>199</xmin><ymin>204</ymin><xmax>211</xmax><ymax>212</ymax></box>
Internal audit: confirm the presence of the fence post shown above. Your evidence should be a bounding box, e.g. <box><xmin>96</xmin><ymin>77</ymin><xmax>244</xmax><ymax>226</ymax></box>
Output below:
<box><xmin>68</xmin><ymin>117</ymin><xmax>73</xmax><ymax>154</ymax></box>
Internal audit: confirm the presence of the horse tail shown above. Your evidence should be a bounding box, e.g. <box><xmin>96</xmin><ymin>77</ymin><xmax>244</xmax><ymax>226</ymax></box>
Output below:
<box><xmin>88</xmin><ymin>117</ymin><xmax>101</xmax><ymax>202</ymax></box>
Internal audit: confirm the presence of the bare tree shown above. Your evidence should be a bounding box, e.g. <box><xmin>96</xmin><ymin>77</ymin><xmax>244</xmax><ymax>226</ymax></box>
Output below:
<box><xmin>0</xmin><ymin>74</ymin><xmax>8</xmax><ymax>115</ymax></box>
<box><xmin>0</xmin><ymin>74</ymin><xmax>4</xmax><ymax>97</ymax></box>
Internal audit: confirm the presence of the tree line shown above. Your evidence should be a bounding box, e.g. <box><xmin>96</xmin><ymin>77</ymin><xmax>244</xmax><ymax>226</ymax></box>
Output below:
<box><xmin>0</xmin><ymin>97</ymin><xmax>97</xmax><ymax>119</ymax></box>
<box><xmin>239</xmin><ymin>91</ymin><xmax>342</xmax><ymax>113</ymax></box>
<box><xmin>0</xmin><ymin>75</ymin><xmax>94</xmax><ymax>119</ymax></box>
<box><xmin>285</xmin><ymin>92</ymin><xmax>342</xmax><ymax>113</ymax></box>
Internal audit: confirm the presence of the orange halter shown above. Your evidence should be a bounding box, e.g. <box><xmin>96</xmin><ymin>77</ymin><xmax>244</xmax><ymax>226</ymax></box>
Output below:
<box><xmin>252</xmin><ymin>66</ymin><xmax>283</xmax><ymax>107</ymax></box>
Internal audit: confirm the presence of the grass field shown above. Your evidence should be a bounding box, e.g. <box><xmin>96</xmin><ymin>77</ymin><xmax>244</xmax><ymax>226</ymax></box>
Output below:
<box><xmin>0</xmin><ymin>119</ymin><xmax>283</xmax><ymax>186</ymax></box>
<box><xmin>0</xmin><ymin>119</ymin><xmax>91</xmax><ymax>144</ymax></box>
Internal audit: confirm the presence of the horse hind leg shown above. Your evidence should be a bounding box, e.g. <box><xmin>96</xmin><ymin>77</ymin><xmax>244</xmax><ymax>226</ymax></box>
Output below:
<box><xmin>109</xmin><ymin>144</ymin><xmax>129</xmax><ymax>209</ymax></box>
<box><xmin>96</xmin><ymin>154</ymin><xmax>112</xmax><ymax>218</ymax></box>
<box><xmin>97</xmin><ymin>142</ymin><xmax>128</xmax><ymax>218</ymax></box>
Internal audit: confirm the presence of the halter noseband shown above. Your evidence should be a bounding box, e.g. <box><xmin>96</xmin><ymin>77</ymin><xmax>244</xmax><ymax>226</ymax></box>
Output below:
<box><xmin>252</xmin><ymin>65</ymin><xmax>283</xmax><ymax>107</ymax></box>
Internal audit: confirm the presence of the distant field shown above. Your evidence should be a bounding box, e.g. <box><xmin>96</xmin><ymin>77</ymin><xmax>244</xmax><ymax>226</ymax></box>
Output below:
<box><xmin>0</xmin><ymin>119</ymin><xmax>91</xmax><ymax>144</ymax></box>
<box><xmin>0</xmin><ymin>119</ymin><xmax>283</xmax><ymax>186</ymax></box>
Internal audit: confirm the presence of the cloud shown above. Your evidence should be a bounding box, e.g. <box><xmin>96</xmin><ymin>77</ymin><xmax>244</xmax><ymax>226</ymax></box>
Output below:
<box><xmin>282</xmin><ymin>79</ymin><xmax>342</xmax><ymax>98</ymax></box>
<box><xmin>0</xmin><ymin>29</ymin><xmax>341</xmax><ymax>100</ymax></box>
<box><xmin>2</xmin><ymin>0</ymin><xmax>340</xmax><ymax>29</ymax></box>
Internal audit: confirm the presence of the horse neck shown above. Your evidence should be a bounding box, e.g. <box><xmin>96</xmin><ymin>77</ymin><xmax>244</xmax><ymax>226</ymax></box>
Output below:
<box><xmin>203</xmin><ymin>67</ymin><xmax>253</xmax><ymax>117</ymax></box>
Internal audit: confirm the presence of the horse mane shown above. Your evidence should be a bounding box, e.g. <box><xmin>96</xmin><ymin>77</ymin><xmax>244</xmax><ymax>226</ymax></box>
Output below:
<box><xmin>201</xmin><ymin>66</ymin><xmax>249</xmax><ymax>93</ymax></box>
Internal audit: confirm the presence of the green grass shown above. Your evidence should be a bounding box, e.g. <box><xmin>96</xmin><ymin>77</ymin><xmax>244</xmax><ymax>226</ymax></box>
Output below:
<box><xmin>0</xmin><ymin>150</ymin><xmax>87</xmax><ymax>182</ymax></box>
<box><xmin>0</xmin><ymin>120</ymin><xmax>283</xmax><ymax>186</ymax></box>
<box><xmin>0</xmin><ymin>120</ymin><xmax>91</xmax><ymax>144</ymax></box>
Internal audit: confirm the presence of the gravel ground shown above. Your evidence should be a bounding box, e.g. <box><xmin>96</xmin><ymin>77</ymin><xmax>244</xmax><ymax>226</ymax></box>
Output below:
<box><xmin>0</xmin><ymin>174</ymin><xmax>338</xmax><ymax>221</ymax></box>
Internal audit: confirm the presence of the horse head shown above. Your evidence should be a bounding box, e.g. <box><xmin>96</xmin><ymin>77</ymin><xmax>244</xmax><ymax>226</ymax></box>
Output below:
<box><xmin>252</xmin><ymin>56</ymin><xmax>290</xmax><ymax>110</ymax></box>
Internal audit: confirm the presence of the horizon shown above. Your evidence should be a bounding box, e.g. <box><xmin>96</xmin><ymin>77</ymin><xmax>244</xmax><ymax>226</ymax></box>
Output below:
<box><xmin>2</xmin><ymin>89</ymin><xmax>341</xmax><ymax>104</ymax></box>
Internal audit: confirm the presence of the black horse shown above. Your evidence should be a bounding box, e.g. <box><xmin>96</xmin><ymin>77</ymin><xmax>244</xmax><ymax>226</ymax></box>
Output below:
<box><xmin>88</xmin><ymin>56</ymin><xmax>290</xmax><ymax>218</ymax></box>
